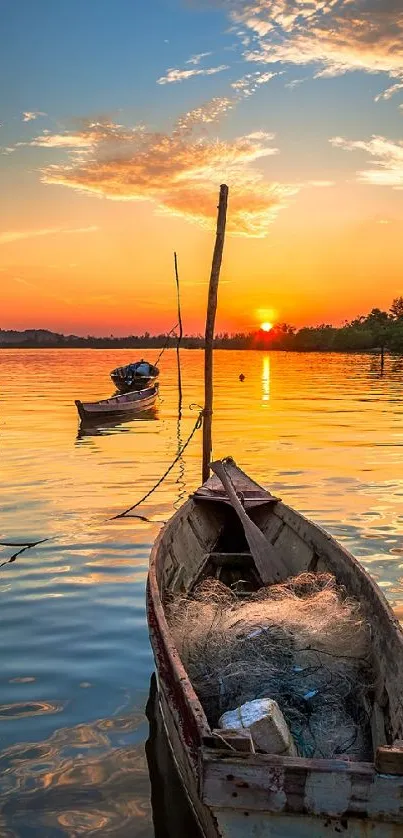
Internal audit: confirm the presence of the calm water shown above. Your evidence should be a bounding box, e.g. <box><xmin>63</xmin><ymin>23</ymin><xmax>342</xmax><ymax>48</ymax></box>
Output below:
<box><xmin>1</xmin><ymin>349</ymin><xmax>403</xmax><ymax>835</ymax></box>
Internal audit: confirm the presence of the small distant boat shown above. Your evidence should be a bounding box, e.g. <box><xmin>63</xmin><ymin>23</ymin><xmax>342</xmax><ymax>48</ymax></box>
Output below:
<box><xmin>110</xmin><ymin>360</ymin><xmax>159</xmax><ymax>392</ymax></box>
<box><xmin>75</xmin><ymin>383</ymin><xmax>158</xmax><ymax>422</ymax></box>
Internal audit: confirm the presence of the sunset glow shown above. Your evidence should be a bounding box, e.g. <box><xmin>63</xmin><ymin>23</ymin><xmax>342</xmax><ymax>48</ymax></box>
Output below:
<box><xmin>1</xmin><ymin>1</ymin><xmax>403</xmax><ymax>335</ymax></box>
<box><xmin>261</xmin><ymin>322</ymin><xmax>273</xmax><ymax>332</ymax></box>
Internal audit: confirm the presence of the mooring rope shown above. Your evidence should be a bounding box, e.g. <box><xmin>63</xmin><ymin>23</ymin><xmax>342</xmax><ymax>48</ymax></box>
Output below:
<box><xmin>153</xmin><ymin>323</ymin><xmax>179</xmax><ymax>368</ymax></box>
<box><xmin>0</xmin><ymin>405</ymin><xmax>204</xmax><ymax>568</ymax></box>
<box><xmin>110</xmin><ymin>405</ymin><xmax>203</xmax><ymax>520</ymax></box>
<box><xmin>0</xmin><ymin>538</ymin><xmax>49</xmax><ymax>568</ymax></box>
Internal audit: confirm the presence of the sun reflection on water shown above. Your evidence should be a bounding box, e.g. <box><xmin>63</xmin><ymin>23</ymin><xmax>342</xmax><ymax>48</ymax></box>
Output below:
<box><xmin>262</xmin><ymin>355</ymin><xmax>270</xmax><ymax>403</ymax></box>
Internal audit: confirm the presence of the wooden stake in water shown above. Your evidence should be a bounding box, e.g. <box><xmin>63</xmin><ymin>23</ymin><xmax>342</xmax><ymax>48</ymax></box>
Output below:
<box><xmin>202</xmin><ymin>184</ymin><xmax>229</xmax><ymax>484</ymax></box>
<box><xmin>174</xmin><ymin>251</ymin><xmax>183</xmax><ymax>418</ymax></box>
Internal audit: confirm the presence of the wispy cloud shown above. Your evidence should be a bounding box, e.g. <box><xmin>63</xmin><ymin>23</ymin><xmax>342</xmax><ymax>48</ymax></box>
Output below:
<box><xmin>0</xmin><ymin>226</ymin><xmax>98</xmax><ymax>245</ymax></box>
<box><xmin>186</xmin><ymin>52</ymin><xmax>212</xmax><ymax>66</ymax></box>
<box><xmin>21</xmin><ymin>109</ymin><xmax>301</xmax><ymax>237</ymax></box>
<box><xmin>285</xmin><ymin>78</ymin><xmax>305</xmax><ymax>90</ymax></box>
<box><xmin>330</xmin><ymin>135</ymin><xmax>403</xmax><ymax>188</ymax></box>
<box><xmin>218</xmin><ymin>0</ymin><xmax>403</xmax><ymax>86</ymax></box>
<box><xmin>22</xmin><ymin>111</ymin><xmax>46</xmax><ymax>122</ymax></box>
<box><xmin>231</xmin><ymin>70</ymin><xmax>278</xmax><ymax>96</ymax></box>
<box><xmin>18</xmin><ymin>122</ymin><xmax>124</xmax><ymax>152</ymax></box>
<box><xmin>374</xmin><ymin>82</ymin><xmax>403</xmax><ymax>102</ymax></box>
<box><xmin>157</xmin><ymin>64</ymin><xmax>229</xmax><ymax>84</ymax></box>
<box><xmin>175</xmin><ymin>97</ymin><xmax>234</xmax><ymax>130</ymax></box>
<box><xmin>27</xmin><ymin>133</ymin><xmax>95</xmax><ymax>149</ymax></box>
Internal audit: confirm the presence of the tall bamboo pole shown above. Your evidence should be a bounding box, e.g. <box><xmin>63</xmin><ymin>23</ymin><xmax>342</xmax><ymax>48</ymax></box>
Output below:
<box><xmin>202</xmin><ymin>184</ymin><xmax>229</xmax><ymax>483</ymax></box>
<box><xmin>174</xmin><ymin>251</ymin><xmax>183</xmax><ymax>418</ymax></box>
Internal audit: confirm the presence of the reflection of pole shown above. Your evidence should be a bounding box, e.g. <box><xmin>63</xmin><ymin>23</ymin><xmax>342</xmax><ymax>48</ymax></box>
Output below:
<box><xmin>174</xmin><ymin>252</ymin><xmax>183</xmax><ymax>419</ymax></box>
<box><xmin>380</xmin><ymin>345</ymin><xmax>385</xmax><ymax>376</ymax></box>
<box><xmin>174</xmin><ymin>252</ymin><xmax>185</xmax><ymax>507</ymax></box>
<box><xmin>202</xmin><ymin>185</ymin><xmax>229</xmax><ymax>484</ymax></box>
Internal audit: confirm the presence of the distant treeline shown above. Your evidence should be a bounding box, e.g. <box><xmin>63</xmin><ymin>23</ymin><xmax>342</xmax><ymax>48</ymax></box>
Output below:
<box><xmin>2</xmin><ymin>298</ymin><xmax>403</xmax><ymax>352</ymax></box>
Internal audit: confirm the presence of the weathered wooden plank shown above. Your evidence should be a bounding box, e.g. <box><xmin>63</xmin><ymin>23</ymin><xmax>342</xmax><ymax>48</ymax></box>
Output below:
<box><xmin>375</xmin><ymin>741</ymin><xmax>403</xmax><ymax>775</ymax></box>
<box><xmin>272</xmin><ymin>525</ymin><xmax>314</xmax><ymax>576</ymax></box>
<box><xmin>209</xmin><ymin>552</ymin><xmax>253</xmax><ymax>567</ymax></box>
<box><xmin>252</xmin><ymin>508</ymin><xmax>284</xmax><ymax>544</ymax></box>
<box><xmin>188</xmin><ymin>501</ymin><xmax>225</xmax><ymax>551</ymax></box>
<box><xmin>160</xmin><ymin>549</ymin><xmax>178</xmax><ymax>590</ymax></box>
<box><xmin>196</xmin><ymin>456</ymin><xmax>279</xmax><ymax>501</ymax></box>
<box><xmin>209</xmin><ymin>809</ymin><xmax>403</xmax><ymax>838</ymax></box>
<box><xmin>202</xmin><ymin>754</ymin><xmax>403</xmax><ymax>822</ymax></box>
<box><xmin>203</xmin><ymin>729</ymin><xmax>255</xmax><ymax>753</ymax></box>
<box><xmin>371</xmin><ymin>701</ymin><xmax>387</xmax><ymax>751</ymax></box>
<box><xmin>168</xmin><ymin>517</ymin><xmax>207</xmax><ymax>592</ymax></box>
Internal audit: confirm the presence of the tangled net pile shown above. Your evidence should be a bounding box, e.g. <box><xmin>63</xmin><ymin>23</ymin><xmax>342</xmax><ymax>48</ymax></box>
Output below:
<box><xmin>166</xmin><ymin>572</ymin><xmax>374</xmax><ymax>760</ymax></box>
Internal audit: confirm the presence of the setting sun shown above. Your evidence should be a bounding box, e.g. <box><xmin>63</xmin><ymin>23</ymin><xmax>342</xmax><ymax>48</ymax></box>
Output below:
<box><xmin>261</xmin><ymin>322</ymin><xmax>273</xmax><ymax>332</ymax></box>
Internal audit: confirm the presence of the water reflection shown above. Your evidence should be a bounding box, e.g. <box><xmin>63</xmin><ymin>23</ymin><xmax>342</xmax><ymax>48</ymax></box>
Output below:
<box><xmin>262</xmin><ymin>355</ymin><xmax>270</xmax><ymax>403</ymax></box>
<box><xmin>76</xmin><ymin>406</ymin><xmax>159</xmax><ymax>440</ymax></box>
<box><xmin>0</xmin><ymin>685</ymin><xmax>200</xmax><ymax>838</ymax></box>
<box><xmin>145</xmin><ymin>675</ymin><xmax>202</xmax><ymax>838</ymax></box>
<box><xmin>0</xmin><ymin>709</ymin><xmax>153</xmax><ymax>837</ymax></box>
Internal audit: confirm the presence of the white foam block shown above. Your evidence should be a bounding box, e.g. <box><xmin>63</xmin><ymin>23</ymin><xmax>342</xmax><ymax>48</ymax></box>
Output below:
<box><xmin>218</xmin><ymin>698</ymin><xmax>297</xmax><ymax>756</ymax></box>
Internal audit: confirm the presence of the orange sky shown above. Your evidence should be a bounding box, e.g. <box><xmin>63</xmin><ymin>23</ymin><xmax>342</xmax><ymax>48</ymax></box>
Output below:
<box><xmin>1</xmin><ymin>183</ymin><xmax>402</xmax><ymax>335</ymax></box>
<box><xmin>1</xmin><ymin>0</ymin><xmax>403</xmax><ymax>335</ymax></box>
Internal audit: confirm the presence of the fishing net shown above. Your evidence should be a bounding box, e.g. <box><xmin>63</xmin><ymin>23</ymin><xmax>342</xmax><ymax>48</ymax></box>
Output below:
<box><xmin>166</xmin><ymin>572</ymin><xmax>374</xmax><ymax>760</ymax></box>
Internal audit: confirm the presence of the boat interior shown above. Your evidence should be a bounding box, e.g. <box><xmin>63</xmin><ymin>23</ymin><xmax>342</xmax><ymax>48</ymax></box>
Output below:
<box><xmin>155</xmin><ymin>464</ymin><xmax>403</xmax><ymax>763</ymax></box>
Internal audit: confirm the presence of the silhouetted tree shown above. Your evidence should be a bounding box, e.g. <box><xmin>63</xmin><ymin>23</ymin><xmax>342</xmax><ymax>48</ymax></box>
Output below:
<box><xmin>390</xmin><ymin>297</ymin><xmax>403</xmax><ymax>320</ymax></box>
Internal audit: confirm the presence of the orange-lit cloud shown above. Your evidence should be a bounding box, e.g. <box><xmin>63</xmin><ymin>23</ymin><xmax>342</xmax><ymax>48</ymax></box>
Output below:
<box><xmin>20</xmin><ymin>107</ymin><xmax>300</xmax><ymax>237</ymax></box>
<box><xmin>0</xmin><ymin>226</ymin><xmax>98</xmax><ymax>245</ymax></box>
<box><xmin>330</xmin><ymin>135</ymin><xmax>403</xmax><ymax>187</ymax></box>
<box><xmin>225</xmin><ymin>0</ymin><xmax>403</xmax><ymax>86</ymax></box>
<box><xmin>157</xmin><ymin>64</ymin><xmax>229</xmax><ymax>84</ymax></box>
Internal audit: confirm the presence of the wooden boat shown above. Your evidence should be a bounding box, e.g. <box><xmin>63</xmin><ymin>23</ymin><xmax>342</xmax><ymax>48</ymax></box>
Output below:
<box><xmin>110</xmin><ymin>360</ymin><xmax>159</xmax><ymax>392</ymax></box>
<box><xmin>147</xmin><ymin>456</ymin><xmax>403</xmax><ymax>838</ymax></box>
<box><xmin>75</xmin><ymin>383</ymin><xmax>158</xmax><ymax>422</ymax></box>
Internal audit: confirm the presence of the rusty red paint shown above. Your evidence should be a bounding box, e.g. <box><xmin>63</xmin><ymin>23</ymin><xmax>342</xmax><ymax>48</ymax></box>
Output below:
<box><xmin>146</xmin><ymin>576</ymin><xmax>206</xmax><ymax>770</ymax></box>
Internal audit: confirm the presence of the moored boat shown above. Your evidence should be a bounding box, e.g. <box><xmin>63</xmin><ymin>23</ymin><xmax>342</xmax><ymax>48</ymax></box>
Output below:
<box><xmin>147</xmin><ymin>456</ymin><xmax>403</xmax><ymax>838</ymax></box>
<box><xmin>110</xmin><ymin>360</ymin><xmax>159</xmax><ymax>392</ymax></box>
<box><xmin>75</xmin><ymin>382</ymin><xmax>158</xmax><ymax>422</ymax></box>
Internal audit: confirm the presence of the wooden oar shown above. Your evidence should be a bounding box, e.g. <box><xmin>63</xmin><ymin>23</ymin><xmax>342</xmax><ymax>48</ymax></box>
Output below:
<box><xmin>210</xmin><ymin>459</ymin><xmax>289</xmax><ymax>585</ymax></box>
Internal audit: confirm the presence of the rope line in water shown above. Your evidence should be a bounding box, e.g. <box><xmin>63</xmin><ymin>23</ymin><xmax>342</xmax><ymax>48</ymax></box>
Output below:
<box><xmin>0</xmin><ymin>538</ymin><xmax>49</xmax><ymax>568</ymax></box>
<box><xmin>0</xmin><ymin>406</ymin><xmax>204</xmax><ymax>568</ymax></box>
<box><xmin>110</xmin><ymin>406</ymin><xmax>203</xmax><ymax>520</ymax></box>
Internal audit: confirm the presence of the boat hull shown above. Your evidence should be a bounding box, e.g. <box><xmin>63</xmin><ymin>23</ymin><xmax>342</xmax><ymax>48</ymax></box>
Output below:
<box><xmin>110</xmin><ymin>361</ymin><xmax>159</xmax><ymax>393</ymax></box>
<box><xmin>111</xmin><ymin>373</ymin><xmax>158</xmax><ymax>393</ymax></box>
<box><xmin>146</xmin><ymin>459</ymin><xmax>403</xmax><ymax>838</ymax></box>
<box><xmin>75</xmin><ymin>383</ymin><xmax>158</xmax><ymax>421</ymax></box>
